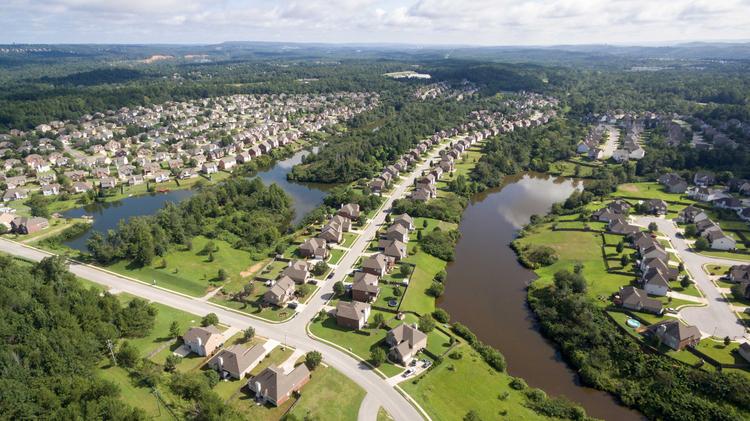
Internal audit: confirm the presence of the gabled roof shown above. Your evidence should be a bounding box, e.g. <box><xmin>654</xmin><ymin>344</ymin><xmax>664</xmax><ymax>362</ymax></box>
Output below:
<box><xmin>336</xmin><ymin>300</ymin><xmax>370</xmax><ymax>321</ymax></box>
<box><xmin>250</xmin><ymin>364</ymin><xmax>310</xmax><ymax>403</ymax></box>
<box><xmin>363</xmin><ymin>253</ymin><xmax>390</xmax><ymax>272</ymax></box>
<box><xmin>183</xmin><ymin>325</ymin><xmax>223</xmax><ymax>344</ymax></box>
<box><xmin>209</xmin><ymin>344</ymin><xmax>265</xmax><ymax>376</ymax></box>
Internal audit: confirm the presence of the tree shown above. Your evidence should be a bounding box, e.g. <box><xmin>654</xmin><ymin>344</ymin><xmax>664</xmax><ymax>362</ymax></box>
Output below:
<box><xmin>373</xmin><ymin>312</ymin><xmax>386</xmax><ymax>328</ymax></box>
<box><xmin>393</xmin><ymin>286</ymin><xmax>402</xmax><ymax>296</ymax></box>
<box><xmin>202</xmin><ymin>313</ymin><xmax>219</xmax><ymax>327</ymax></box>
<box><xmin>419</xmin><ymin>315</ymin><xmax>436</xmax><ymax>333</ymax></box>
<box><xmin>616</xmin><ymin>241</ymin><xmax>624</xmax><ymax>253</ymax></box>
<box><xmin>685</xmin><ymin>224</ymin><xmax>697</xmax><ymax>237</ymax></box>
<box><xmin>165</xmin><ymin>354</ymin><xmax>181</xmax><ymax>372</ymax></box>
<box><xmin>464</xmin><ymin>410</ymin><xmax>483</xmax><ymax>421</ymax></box>
<box><xmin>169</xmin><ymin>321</ymin><xmax>181</xmax><ymax>338</ymax></box>
<box><xmin>434</xmin><ymin>270</ymin><xmax>447</xmax><ymax>283</ymax></box>
<box><xmin>694</xmin><ymin>236</ymin><xmax>710</xmax><ymax>251</ymax></box>
<box><xmin>117</xmin><ymin>298</ymin><xmax>158</xmax><ymax>338</ymax></box>
<box><xmin>370</xmin><ymin>348</ymin><xmax>386</xmax><ymax>367</ymax></box>
<box><xmin>116</xmin><ymin>341</ymin><xmax>140</xmax><ymax>368</ymax></box>
<box><xmin>680</xmin><ymin>275</ymin><xmax>691</xmax><ymax>288</ymax></box>
<box><xmin>422</xmin><ymin>219</ymin><xmax>428</xmax><ymax>229</ymax></box>
<box><xmin>217</xmin><ymin>268</ymin><xmax>228</xmax><ymax>281</ymax></box>
<box><xmin>678</xmin><ymin>262</ymin><xmax>685</xmax><ymax>272</ymax></box>
<box><xmin>620</xmin><ymin>255</ymin><xmax>629</xmax><ymax>267</ymax></box>
<box><xmin>333</xmin><ymin>281</ymin><xmax>345</xmax><ymax>297</ymax></box>
<box><xmin>305</xmin><ymin>351</ymin><xmax>323</xmax><ymax>370</ymax></box>
<box><xmin>427</xmin><ymin>281</ymin><xmax>444</xmax><ymax>297</ymax></box>
<box><xmin>724</xmin><ymin>336</ymin><xmax>731</xmax><ymax>346</ymax></box>
<box><xmin>417</xmin><ymin>229</ymin><xmax>423</xmax><ymax>240</ymax></box>
<box><xmin>313</xmin><ymin>261</ymin><xmax>329</xmax><ymax>276</ymax></box>
<box><xmin>400</xmin><ymin>264</ymin><xmax>412</xmax><ymax>277</ymax></box>
<box><xmin>201</xmin><ymin>240</ymin><xmax>216</xmax><ymax>255</ymax></box>
<box><xmin>243</xmin><ymin>327</ymin><xmax>255</xmax><ymax>342</ymax></box>
<box><xmin>648</xmin><ymin>222</ymin><xmax>658</xmax><ymax>233</ymax></box>
<box><xmin>432</xmin><ymin>308</ymin><xmax>450</xmax><ymax>323</ymax></box>
<box><xmin>204</xmin><ymin>370</ymin><xmax>220</xmax><ymax>388</ymax></box>
<box><xmin>385</xmin><ymin>213</ymin><xmax>391</xmax><ymax>223</ymax></box>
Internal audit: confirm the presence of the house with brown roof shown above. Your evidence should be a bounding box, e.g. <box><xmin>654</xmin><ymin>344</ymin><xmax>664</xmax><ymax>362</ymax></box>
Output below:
<box><xmin>642</xmin><ymin>266</ymin><xmax>671</xmax><ymax>296</ymax></box>
<box><xmin>393</xmin><ymin>214</ymin><xmax>414</xmax><ymax>231</ymax></box>
<box><xmin>263</xmin><ymin>276</ymin><xmax>296</xmax><ymax>307</ymax></box>
<box><xmin>380</xmin><ymin>239</ymin><xmax>407</xmax><ymax>261</ymax></box>
<box><xmin>677</xmin><ymin>205</ymin><xmax>708</xmax><ymax>224</ymax></box>
<box><xmin>282</xmin><ymin>260</ymin><xmax>310</xmax><ymax>284</ymax></box>
<box><xmin>10</xmin><ymin>216</ymin><xmax>49</xmax><ymax>234</ymax></box>
<box><xmin>351</xmin><ymin>272</ymin><xmax>380</xmax><ymax>302</ymax></box>
<box><xmin>616</xmin><ymin>286</ymin><xmax>663</xmax><ymax>315</ymax></box>
<box><xmin>647</xmin><ymin>320</ymin><xmax>701</xmax><ymax>351</ymax></box>
<box><xmin>338</xmin><ymin>203</ymin><xmax>361</xmax><ymax>221</ymax></box>
<box><xmin>318</xmin><ymin>221</ymin><xmax>343</xmax><ymax>243</ymax></box>
<box><xmin>608</xmin><ymin>217</ymin><xmax>640</xmax><ymax>235</ymax></box>
<box><xmin>643</xmin><ymin>199</ymin><xmax>668</xmax><ymax>215</ymax></box>
<box><xmin>331</xmin><ymin>214</ymin><xmax>351</xmax><ymax>232</ymax></box>
<box><xmin>299</xmin><ymin>238</ymin><xmax>328</xmax><ymax>259</ymax></box>
<box><xmin>658</xmin><ymin>173</ymin><xmax>688</xmax><ymax>193</ymax></box>
<box><xmin>247</xmin><ymin>364</ymin><xmax>311</xmax><ymax>406</ymax></box>
<box><xmin>385</xmin><ymin>223</ymin><xmax>409</xmax><ymax>243</ymax></box>
<box><xmin>183</xmin><ymin>325</ymin><xmax>225</xmax><ymax>357</ymax></box>
<box><xmin>207</xmin><ymin>344</ymin><xmax>265</xmax><ymax>379</ymax></box>
<box><xmin>362</xmin><ymin>253</ymin><xmax>393</xmax><ymax>277</ymax></box>
<box><xmin>386</xmin><ymin>323</ymin><xmax>428</xmax><ymax>365</ymax></box>
<box><xmin>336</xmin><ymin>301</ymin><xmax>371</xmax><ymax>330</ymax></box>
<box><xmin>729</xmin><ymin>265</ymin><xmax>750</xmax><ymax>283</ymax></box>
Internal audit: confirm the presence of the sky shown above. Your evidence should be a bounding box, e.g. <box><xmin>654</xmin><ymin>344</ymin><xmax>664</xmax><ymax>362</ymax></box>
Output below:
<box><xmin>2</xmin><ymin>0</ymin><xmax>750</xmax><ymax>46</ymax></box>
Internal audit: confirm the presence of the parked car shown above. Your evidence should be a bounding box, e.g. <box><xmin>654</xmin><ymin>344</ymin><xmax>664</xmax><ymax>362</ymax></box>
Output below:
<box><xmin>422</xmin><ymin>360</ymin><xmax>432</xmax><ymax>369</ymax></box>
<box><xmin>402</xmin><ymin>369</ymin><xmax>414</xmax><ymax>378</ymax></box>
<box><xmin>409</xmin><ymin>360</ymin><xmax>417</xmax><ymax>367</ymax></box>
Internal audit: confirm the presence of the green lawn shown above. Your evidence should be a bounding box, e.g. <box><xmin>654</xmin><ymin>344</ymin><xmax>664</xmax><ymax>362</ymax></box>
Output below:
<box><xmin>257</xmin><ymin>259</ymin><xmax>289</xmax><ymax>281</ymax></box>
<box><xmin>377</xmin><ymin>407</ymin><xmax>394</xmax><ymax>421</ymax></box>
<box><xmin>401</xmin><ymin>343</ymin><xmax>547</xmax><ymax>421</ymax></box>
<box><xmin>209</xmin><ymin>290</ymin><xmax>296</xmax><ymax>322</ymax></box>
<box><xmin>412</xmin><ymin>217</ymin><xmax>458</xmax><ymax>233</ymax></box>
<box><xmin>342</xmin><ymin>232</ymin><xmax>358</xmax><ymax>248</ymax></box>
<box><xmin>309</xmin><ymin>312</ymin><xmax>404</xmax><ymax>377</ymax></box>
<box><xmin>705</xmin><ymin>264</ymin><xmax>731</xmax><ymax>276</ymax></box>
<box><xmin>328</xmin><ymin>248</ymin><xmax>346</xmax><ymax>265</ymax></box>
<box><xmin>96</xmin><ymin>362</ymin><xmax>173</xmax><ymax>420</ymax></box>
<box><xmin>695</xmin><ymin>340</ymin><xmax>750</xmax><ymax>367</ymax></box>
<box><xmin>106</xmin><ymin>236</ymin><xmax>261</xmax><ymax>297</ymax></box>
<box><xmin>288</xmin><ymin>366</ymin><xmax>366</xmax><ymax>420</ymax></box>
<box><xmin>698</xmin><ymin>250</ymin><xmax>750</xmax><ymax>262</ymax></box>
<box><xmin>400</xmin><ymin>248</ymin><xmax>447</xmax><ymax>315</ymax></box>
<box><xmin>614</xmin><ymin>182</ymin><xmax>693</xmax><ymax>203</ymax></box>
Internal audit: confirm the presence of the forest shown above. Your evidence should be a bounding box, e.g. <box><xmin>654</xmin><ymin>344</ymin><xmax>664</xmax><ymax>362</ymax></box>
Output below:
<box><xmin>87</xmin><ymin>177</ymin><xmax>292</xmax><ymax>266</ymax></box>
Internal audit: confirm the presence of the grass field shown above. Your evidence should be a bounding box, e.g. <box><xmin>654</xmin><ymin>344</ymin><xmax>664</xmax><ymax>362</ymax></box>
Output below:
<box><xmin>614</xmin><ymin>182</ymin><xmax>693</xmax><ymax>203</ymax></box>
<box><xmin>287</xmin><ymin>366</ymin><xmax>366</xmax><ymax>420</ymax></box>
<box><xmin>96</xmin><ymin>362</ymin><xmax>173</xmax><ymax>420</ymax></box>
<box><xmin>106</xmin><ymin>236</ymin><xmax>261</xmax><ymax>297</ymax></box>
<box><xmin>400</xmin><ymin>248</ymin><xmax>447</xmax><ymax>315</ymax></box>
<box><xmin>698</xmin><ymin>250</ymin><xmax>750</xmax><ymax>262</ymax></box>
<box><xmin>377</xmin><ymin>407</ymin><xmax>394</xmax><ymax>421</ymax></box>
<box><xmin>329</xmin><ymin>247</ymin><xmax>346</xmax><ymax>264</ymax></box>
<box><xmin>401</xmin><ymin>343</ymin><xmax>547</xmax><ymax>421</ymax></box>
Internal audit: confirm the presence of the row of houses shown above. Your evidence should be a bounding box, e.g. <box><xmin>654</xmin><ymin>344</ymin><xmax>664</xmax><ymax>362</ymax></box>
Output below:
<box><xmin>299</xmin><ymin>203</ymin><xmax>362</xmax><ymax>261</ymax></box>
<box><xmin>678</xmin><ymin>205</ymin><xmax>738</xmax><ymax>250</ymax></box>
<box><xmin>659</xmin><ymin>171</ymin><xmax>750</xmax><ymax>223</ymax></box>
<box><xmin>1</xmin><ymin>92</ymin><xmax>379</xmax><ymax>201</ymax></box>
<box><xmin>181</xmin><ymin>325</ymin><xmax>309</xmax><ymax>406</ymax></box>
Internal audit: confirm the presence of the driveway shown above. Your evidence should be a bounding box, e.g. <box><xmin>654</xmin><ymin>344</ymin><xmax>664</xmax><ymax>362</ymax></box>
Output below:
<box><xmin>633</xmin><ymin>216</ymin><xmax>747</xmax><ymax>339</ymax></box>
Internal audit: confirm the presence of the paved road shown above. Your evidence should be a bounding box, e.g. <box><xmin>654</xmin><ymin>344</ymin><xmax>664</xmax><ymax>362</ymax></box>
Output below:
<box><xmin>0</xmin><ymin>138</ymin><xmax>456</xmax><ymax>421</ymax></box>
<box><xmin>634</xmin><ymin>216</ymin><xmax>747</xmax><ymax>339</ymax></box>
<box><xmin>600</xmin><ymin>125</ymin><xmax>619</xmax><ymax>159</ymax></box>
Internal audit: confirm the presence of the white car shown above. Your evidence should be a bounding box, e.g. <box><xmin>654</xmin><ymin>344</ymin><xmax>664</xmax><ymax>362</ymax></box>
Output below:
<box><xmin>402</xmin><ymin>369</ymin><xmax>415</xmax><ymax>378</ymax></box>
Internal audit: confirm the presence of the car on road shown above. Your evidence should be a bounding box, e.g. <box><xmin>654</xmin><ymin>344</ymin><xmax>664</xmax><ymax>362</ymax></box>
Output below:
<box><xmin>402</xmin><ymin>369</ymin><xmax>415</xmax><ymax>378</ymax></box>
<box><xmin>327</xmin><ymin>273</ymin><xmax>335</xmax><ymax>280</ymax></box>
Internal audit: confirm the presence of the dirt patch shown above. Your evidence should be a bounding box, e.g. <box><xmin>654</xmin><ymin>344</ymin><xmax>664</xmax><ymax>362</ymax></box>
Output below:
<box><xmin>240</xmin><ymin>261</ymin><xmax>266</xmax><ymax>278</ymax></box>
<box><xmin>619</xmin><ymin>184</ymin><xmax>639</xmax><ymax>193</ymax></box>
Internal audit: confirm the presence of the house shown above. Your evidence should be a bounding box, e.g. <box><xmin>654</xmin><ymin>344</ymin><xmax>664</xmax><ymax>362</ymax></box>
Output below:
<box><xmin>219</xmin><ymin>156</ymin><xmax>236</xmax><ymax>171</ymax></box>
<box><xmin>182</xmin><ymin>326</ymin><xmax>225</xmax><ymax>357</ymax></box>
<box><xmin>729</xmin><ymin>265</ymin><xmax>750</xmax><ymax>283</ymax></box>
<box><xmin>247</xmin><ymin>364</ymin><xmax>311</xmax><ymax>407</ymax></box>
<box><xmin>617</xmin><ymin>286</ymin><xmax>663</xmax><ymax>315</ymax></box>
<box><xmin>642</xmin><ymin>267</ymin><xmax>670</xmax><ymax>296</ymax></box>
<box><xmin>282</xmin><ymin>260</ymin><xmax>310</xmax><ymax>284</ymax></box>
<box><xmin>207</xmin><ymin>344</ymin><xmax>265</xmax><ymax>380</ymax></box>
<box><xmin>362</xmin><ymin>253</ymin><xmax>393</xmax><ymax>277</ymax></box>
<box><xmin>41</xmin><ymin>183</ymin><xmax>61</xmax><ymax>196</ymax></box>
<box><xmin>99</xmin><ymin>177</ymin><xmax>117</xmax><ymax>189</ymax></box>
<box><xmin>263</xmin><ymin>276</ymin><xmax>296</xmax><ymax>307</ymax></box>
<box><xmin>299</xmin><ymin>238</ymin><xmax>328</xmax><ymax>259</ymax></box>
<box><xmin>647</xmin><ymin>320</ymin><xmax>701</xmax><ymax>351</ymax></box>
<box><xmin>393</xmin><ymin>214</ymin><xmax>414</xmax><ymax>231</ymax></box>
<box><xmin>693</xmin><ymin>171</ymin><xmax>716</xmax><ymax>187</ymax></box>
<box><xmin>386</xmin><ymin>323</ymin><xmax>428</xmax><ymax>365</ymax></box>
<box><xmin>380</xmin><ymin>239</ymin><xmax>407</xmax><ymax>261</ymax></box>
<box><xmin>318</xmin><ymin>221</ymin><xmax>343</xmax><ymax>244</ymax></box>
<box><xmin>2</xmin><ymin>188</ymin><xmax>28</xmax><ymax>202</ymax></box>
<box><xmin>608</xmin><ymin>218</ymin><xmax>640</xmax><ymax>235</ymax></box>
<box><xmin>202</xmin><ymin>162</ymin><xmax>218</xmax><ymax>174</ymax></box>
<box><xmin>739</xmin><ymin>343</ymin><xmax>750</xmax><ymax>364</ymax></box>
<box><xmin>10</xmin><ymin>216</ymin><xmax>49</xmax><ymax>234</ymax></box>
<box><xmin>331</xmin><ymin>214</ymin><xmax>351</xmax><ymax>232</ymax></box>
<box><xmin>713</xmin><ymin>197</ymin><xmax>743</xmax><ymax>211</ymax></box>
<box><xmin>641</xmin><ymin>244</ymin><xmax>668</xmax><ymax>262</ymax></box>
<box><xmin>179</xmin><ymin>168</ymin><xmax>197</xmax><ymax>179</ymax></box>
<box><xmin>351</xmin><ymin>272</ymin><xmax>380</xmax><ymax>302</ymax></box>
<box><xmin>128</xmin><ymin>175</ymin><xmax>144</xmax><ymax>186</ymax></box>
<box><xmin>706</xmin><ymin>229</ymin><xmax>736</xmax><ymax>251</ymax></box>
<box><xmin>335</xmin><ymin>301</ymin><xmax>371</xmax><ymax>330</ymax></box>
<box><xmin>338</xmin><ymin>203</ymin><xmax>361</xmax><ymax>221</ymax></box>
<box><xmin>641</xmin><ymin>257</ymin><xmax>678</xmax><ymax>281</ymax></box>
<box><xmin>369</xmin><ymin>178</ymin><xmax>386</xmax><ymax>193</ymax></box>
<box><xmin>0</xmin><ymin>212</ymin><xmax>16</xmax><ymax>230</ymax></box>
<box><xmin>410</xmin><ymin>186</ymin><xmax>436</xmax><ymax>202</ymax></box>
<box><xmin>658</xmin><ymin>173</ymin><xmax>688</xmax><ymax>193</ymax></box>
<box><xmin>385</xmin><ymin>223</ymin><xmax>409</xmax><ymax>243</ymax></box>
<box><xmin>677</xmin><ymin>205</ymin><xmax>708</xmax><ymax>224</ymax></box>
<box><xmin>643</xmin><ymin>199</ymin><xmax>668</xmax><ymax>215</ymax></box>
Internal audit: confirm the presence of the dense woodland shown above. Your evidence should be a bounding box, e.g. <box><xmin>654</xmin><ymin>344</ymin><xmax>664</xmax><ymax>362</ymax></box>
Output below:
<box><xmin>87</xmin><ymin>177</ymin><xmax>292</xmax><ymax>266</ymax></box>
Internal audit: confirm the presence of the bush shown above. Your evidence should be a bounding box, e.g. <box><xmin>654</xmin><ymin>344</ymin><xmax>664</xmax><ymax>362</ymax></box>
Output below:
<box><xmin>204</xmin><ymin>370</ymin><xmax>220</xmax><ymax>388</ymax></box>
<box><xmin>418</xmin><ymin>315</ymin><xmax>436</xmax><ymax>333</ymax></box>
<box><xmin>432</xmin><ymin>308</ymin><xmax>450</xmax><ymax>323</ymax></box>
<box><xmin>449</xmin><ymin>351</ymin><xmax>463</xmax><ymax>360</ymax></box>
<box><xmin>333</xmin><ymin>281</ymin><xmax>345</xmax><ymax>297</ymax></box>
<box><xmin>518</xmin><ymin>244</ymin><xmax>559</xmax><ymax>269</ymax></box>
<box><xmin>370</xmin><ymin>347</ymin><xmax>386</xmax><ymax>367</ymax></box>
<box><xmin>164</xmin><ymin>354</ymin><xmax>181</xmax><ymax>372</ymax></box>
<box><xmin>116</xmin><ymin>341</ymin><xmax>140</xmax><ymax>368</ymax></box>
<box><xmin>420</xmin><ymin>229</ymin><xmax>460</xmax><ymax>261</ymax></box>
<box><xmin>313</xmin><ymin>261</ymin><xmax>329</xmax><ymax>276</ymax></box>
<box><xmin>201</xmin><ymin>313</ymin><xmax>219</xmax><ymax>327</ymax></box>
<box><xmin>427</xmin><ymin>281</ymin><xmax>444</xmax><ymax>297</ymax></box>
<box><xmin>695</xmin><ymin>236</ymin><xmax>710</xmax><ymax>250</ymax></box>
<box><xmin>305</xmin><ymin>351</ymin><xmax>322</xmax><ymax>370</ymax></box>
<box><xmin>434</xmin><ymin>270</ymin><xmax>447</xmax><ymax>283</ymax></box>
<box><xmin>510</xmin><ymin>377</ymin><xmax>528</xmax><ymax>390</ymax></box>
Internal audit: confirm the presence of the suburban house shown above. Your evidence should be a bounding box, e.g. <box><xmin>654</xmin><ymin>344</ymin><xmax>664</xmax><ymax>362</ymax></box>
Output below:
<box><xmin>677</xmin><ymin>205</ymin><xmax>708</xmax><ymax>224</ymax></box>
<box><xmin>739</xmin><ymin>343</ymin><xmax>750</xmax><ymax>364</ymax></box>
<box><xmin>335</xmin><ymin>301</ymin><xmax>371</xmax><ymax>330</ymax></box>
<box><xmin>362</xmin><ymin>253</ymin><xmax>393</xmax><ymax>277</ymax></box>
<box><xmin>202</xmin><ymin>162</ymin><xmax>218</xmax><ymax>174</ymax></box>
<box><xmin>351</xmin><ymin>272</ymin><xmax>380</xmax><ymax>302</ymax></box>
<box><xmin>207</xmin><ymin>344</ymin><xmax>265</xmax><ymax>379</ymax></box>
<box><xmin>729</xmin><ymin>265</ymin><xmax>750</xmax><ymax>283</ymax></box>
<box><xmin>647</xmin><ymin>320</ymin><xmax>701</xmax><ymax>351</ymax></box>
<box><xmin>386</xmin><ymin>323</ymin><xmax>428</xmax><ymax>365</ymax></box>
<box><xmin>247</xmin><ymin>364</ymin><xmax>311</xmax><ymax>406</ymax></box>
<box><xmin>319</xmin><ymin>221</ymin><xmax>343</xmax><ymax>244</ymax></box>
<box><xmin>379</xmin><ymin>239</ymin><xmax>408</xmax><ymax>261</ymax></box>
<box><xmin>338</xmin><ymin>203</ymin><xmax>361</xmax><ymax>221</ymax></box>
<box><xmin>616</xmin><ymin>286</ymin><xmax>663</xmax><ymax>315</ymax></box>
<box><xmin>385</xmin><ymin>223</ymin><xmax>409</xmax><ymax>243</ymax></box>
<box><xmin>263</xmin><ymin>276</ymin><xmax>297</xmax><ymax>307</ymax></box>
<box><xmin>642</xmin><ymin>199</ymin><xmax>668</xmax><ymax>215</ymax></box>
<box><xmin>183</xmin><ymin>326</ymin><xmax>225</xmax><ymax>357</ymax></box>
<box><xmin>282</xmin><ymin>260</ymin><xmax>310</xmax><ymax>284</ymax></box>
<box><xmin>642</xmin><ymin>267</ymin><xmax>671</xmax><ymax>296</ymax></box>
<box><xmin>393</xmin><ymin>213</ymin><xmax>414</xmax><ymax>231</ymax></box>
<box><xmin>331</xmin><ymin>214</ymin><xmax>352</xmax><ymax>232</ymax></box>
<box><xmin>658</xmin><ymin>173</ymin><xmax>688</xmax><ymax>193</ymax></box>
<box><xmin>608</xmin><ymin>218</ymin><xmax>640</xmax><ymax>235</ymax></box>
<box><xmin>693</xmin><ymin>171</ymin><xmax>716</xmax><ymax>187</ymax></box>
<box><xmin>10</xmin><ymin>216</ymin><xmax>49</xmax><ymax>234</ymax></box>
<box><xmin>300</xmin><ymin>238</ymin><xmax>328</xmax><ymax>259</ymax></box>
<box><xmin>706</xmin><ymin>229</ymin><xmax>737</xmax><ymax>250</ymax></box>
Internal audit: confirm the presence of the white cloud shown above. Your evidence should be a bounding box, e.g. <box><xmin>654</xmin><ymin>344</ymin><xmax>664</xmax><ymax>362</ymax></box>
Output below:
<box><xmin>1</xmin><ymin>0</ymin><xmax>749</xmax><ymax>45</ymax></box>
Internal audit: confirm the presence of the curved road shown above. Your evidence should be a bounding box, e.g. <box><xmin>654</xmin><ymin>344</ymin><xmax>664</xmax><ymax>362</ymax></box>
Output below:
<box><xmin>0</xmin><ymin>137</ymin><xmax>457</xmax><ymax>421</ymax></box>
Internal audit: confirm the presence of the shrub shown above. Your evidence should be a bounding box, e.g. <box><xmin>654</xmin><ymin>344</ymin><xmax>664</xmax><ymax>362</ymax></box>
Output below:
<box><xmin>432</xmin><ymin>308</ymin><xmax>450</xmax><ymax>323</ymax></box>
<box><xmin>510</xmin><ymin>377</ymin><xmax>528</xmax><ymax>390</ymax></box>
<box><xmin>418</xmin><ymin>315</ymin><xmax>436</xmax><ymax>333</ymax></box>
<box><xmin>201</xmin><ymin>313</ymin><xmax>219</xmax><ymax>327</ymax></box>
<box><xmin>116</xmin><ymin>341</ymin><xmax>140</xmax><ymax>368</ymax></box>
<box><xmin>420</xmin><ymin>229</ymin><xmax>460</xmax><ymax>261</ymax></box>
<box><xmin>370</xmin><ymin>348</ymin><xmax>386</xmax><ymax>367</ymax></box>
<box><xmin>305</xmin><ymin>351</ymin><xmax>322</xmax><ymax>370</ymax></box>
<box><xmin>427</xmin><ymin>281</ymin><xmax>444</xmax><ymax>297</ymax></box>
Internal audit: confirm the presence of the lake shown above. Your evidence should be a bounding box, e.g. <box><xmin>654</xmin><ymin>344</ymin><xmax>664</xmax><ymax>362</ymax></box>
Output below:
<box><xmin>439</xmin><ymin>173</ymin><xmax>643</xmax><ymax>421</ymax></box>
<box><xmin>61</xmin><ymin>147</ymin><xmax>332</xmax><ymax>251</ymax></box>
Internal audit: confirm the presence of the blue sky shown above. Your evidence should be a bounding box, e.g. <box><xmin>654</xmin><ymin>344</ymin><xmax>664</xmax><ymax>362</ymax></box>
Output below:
<box><xmin>3</xmin><ymin>0</ymin><xmax>749</xmax><ymax>45</ymax></box>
